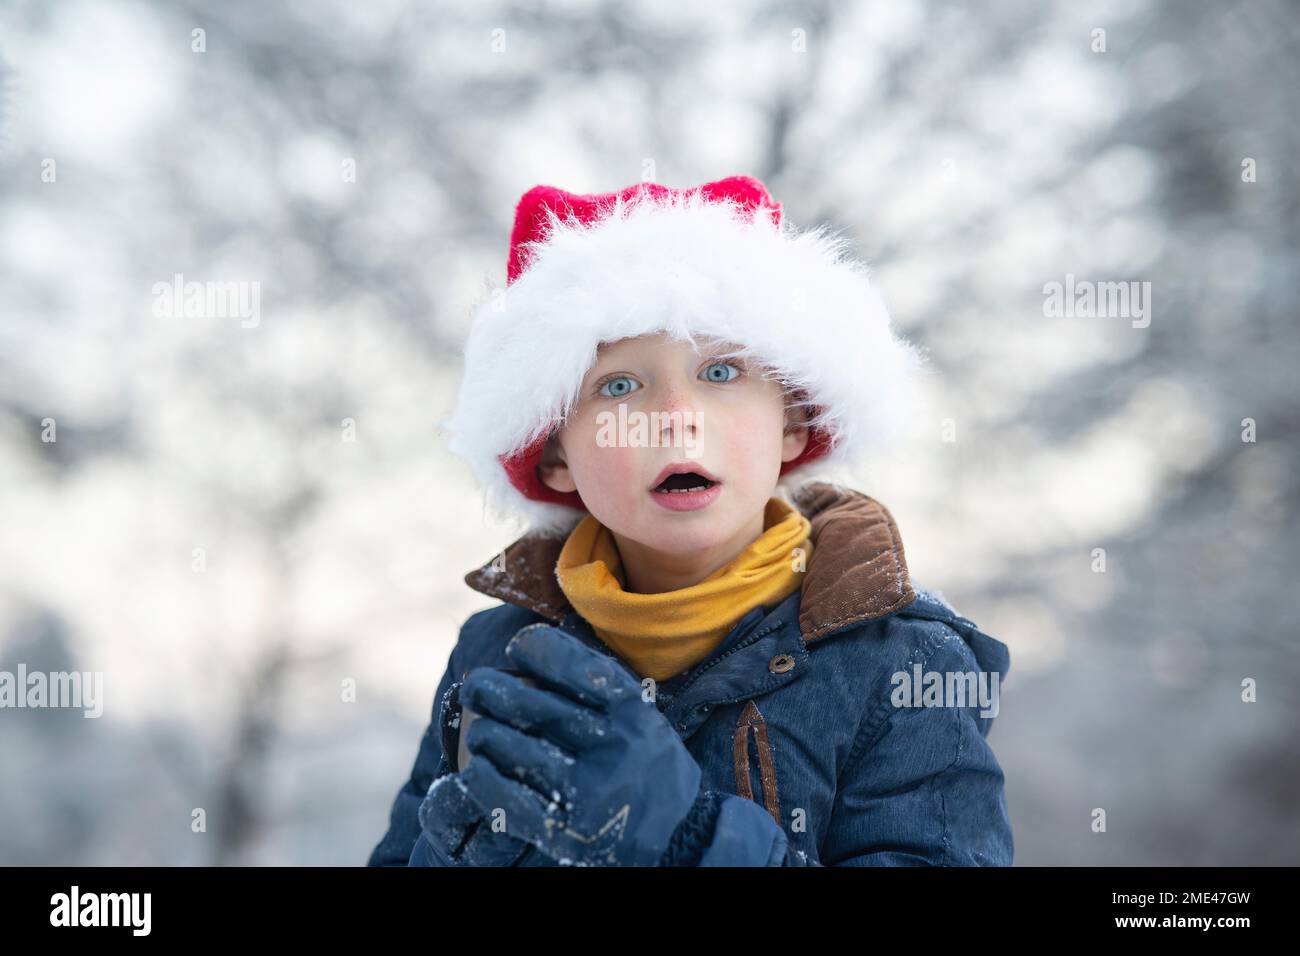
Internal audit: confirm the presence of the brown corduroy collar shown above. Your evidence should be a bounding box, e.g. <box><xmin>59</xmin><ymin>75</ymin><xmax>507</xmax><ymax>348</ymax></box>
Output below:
<box><xmin>463</xmin><ymin>481</ymin><xmax>917</xmax><ymax>644</ymax></box>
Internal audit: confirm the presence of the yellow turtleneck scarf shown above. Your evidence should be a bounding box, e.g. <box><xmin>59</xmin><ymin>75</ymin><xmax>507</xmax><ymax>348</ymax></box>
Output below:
<box><xmin>554</xmin><ymin>496</ymin><xmax>812</xmax><ymax>682</ymax></box>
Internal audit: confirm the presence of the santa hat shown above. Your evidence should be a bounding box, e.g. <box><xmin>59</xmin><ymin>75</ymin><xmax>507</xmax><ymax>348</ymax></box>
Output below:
<box><xmin>440</xmin><ymin>175</ymin><xmax>928</xmax><ymax>537</ymax></box>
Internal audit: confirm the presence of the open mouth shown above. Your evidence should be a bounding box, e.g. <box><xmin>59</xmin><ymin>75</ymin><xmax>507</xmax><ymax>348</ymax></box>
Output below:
<box><xmin>651</xmin><ymin>472</ymin><xmax>719</xmax><ymax>494</ymax></box>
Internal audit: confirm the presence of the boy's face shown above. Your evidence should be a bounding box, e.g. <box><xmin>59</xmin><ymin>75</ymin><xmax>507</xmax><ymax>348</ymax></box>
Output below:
<box><xmin>538</xmin><ymin>332</ymin><xmax>810</xmax><ymax>555</ymax></box>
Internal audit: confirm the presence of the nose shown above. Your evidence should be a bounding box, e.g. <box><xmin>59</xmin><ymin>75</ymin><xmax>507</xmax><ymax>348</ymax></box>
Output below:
<box><xmin>652</xmin><ymin>377</ymin><xmax>702</xmax><ymax>447</ymax></box>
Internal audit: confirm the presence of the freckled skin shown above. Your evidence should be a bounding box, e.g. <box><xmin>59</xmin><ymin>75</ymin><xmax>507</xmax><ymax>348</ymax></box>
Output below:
<box><xmin>538</xmin><ymin>331</ymin><xmax>809</xmax><ymax>594</ymax></box>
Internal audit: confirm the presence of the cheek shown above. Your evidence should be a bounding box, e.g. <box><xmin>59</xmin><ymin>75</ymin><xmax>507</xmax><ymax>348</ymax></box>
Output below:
<box><xmin>567</xmin><ymin>428</ymin><xmax>642</xmax><ymax>498</ymax></box>
<box><xmin>718</xmin><ymin>399</ymin><xmax>786</xmax><ymax>474</ymax></box>
<box><xmin>586</xmin><ymin>445</ymin><xmax>641</xmax><ymax>487</ymax></box>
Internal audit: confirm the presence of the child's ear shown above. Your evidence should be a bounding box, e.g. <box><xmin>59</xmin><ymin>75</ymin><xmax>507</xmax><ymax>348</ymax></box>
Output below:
<box><xmin>781</xmin><ymin>394</ymin><xmax>811</xmax><ymax>464</ymax></box>
<box><xmin>538</xmin><ymin>431</ymin><xmax>578</xmax><ymax>494</ymax></box>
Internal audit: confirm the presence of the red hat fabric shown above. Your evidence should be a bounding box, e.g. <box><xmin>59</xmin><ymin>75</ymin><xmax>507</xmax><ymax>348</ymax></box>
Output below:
<box><xmin>507</xmin><ymin>177</ymin><xmax>781</xmax><ymax>283</ymax></box>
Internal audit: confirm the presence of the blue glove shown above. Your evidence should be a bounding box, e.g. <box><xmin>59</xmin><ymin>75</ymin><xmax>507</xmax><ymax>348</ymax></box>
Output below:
<box><xmin>660</xmin><ymin>789</ymin><xmax>795</xmax><ymax>866</ymax></box>
<box><xmin>457</xmin><ymin>623</ymin><xmax>702</xmax><ymax>866</ymax></box>
<box><xmin>413</xmin><ymin>678</ymin><xmax>534</xmax><ymax>866</ymax></box>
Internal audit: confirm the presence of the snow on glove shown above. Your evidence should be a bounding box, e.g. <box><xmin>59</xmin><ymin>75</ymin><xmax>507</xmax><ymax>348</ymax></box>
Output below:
<box><xmin>413</xmin><ymin>679</ymin><xmax>533</xmax><ymax>866</ymax></box>
<box><xmin>457</xmin><ymin>623</ymin><xmax>703</xmax><ymax>867</ymax></box>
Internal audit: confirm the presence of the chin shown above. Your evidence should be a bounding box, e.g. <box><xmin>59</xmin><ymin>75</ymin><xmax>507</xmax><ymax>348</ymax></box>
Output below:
<box><xmin>634</xmin><ymin>512</ymin><xmax>741</xmax><ymax>553</ymax></box>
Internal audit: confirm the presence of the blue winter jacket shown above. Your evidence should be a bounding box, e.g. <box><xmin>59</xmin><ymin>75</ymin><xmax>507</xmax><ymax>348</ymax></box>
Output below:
<box><xmin>367</xmin><ymin>482</ymin><xmax>1014</xmax><ymax>866</ymax></box>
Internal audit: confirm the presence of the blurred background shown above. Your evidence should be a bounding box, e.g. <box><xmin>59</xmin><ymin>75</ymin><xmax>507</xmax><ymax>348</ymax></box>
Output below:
<box><xmin>1</xmin><ymin>0</ymin><xmax>1296</xmax><ymax>865</ymax></box>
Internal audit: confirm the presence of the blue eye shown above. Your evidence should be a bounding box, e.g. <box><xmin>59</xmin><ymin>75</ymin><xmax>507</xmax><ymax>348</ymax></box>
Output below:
<box><xmin>595</xmin><ymin>362</ymin><xmax>742</xmax><ymax>398</ymax></box>
<box><xmin>598</xmin><ymin>375</ymin><xmax>640</xmax><ymax>398</ymax></box>
<box><xmin>702</xmin><ymin>361</ymin><xmax>742</xmax><ymax>383</ymax></box>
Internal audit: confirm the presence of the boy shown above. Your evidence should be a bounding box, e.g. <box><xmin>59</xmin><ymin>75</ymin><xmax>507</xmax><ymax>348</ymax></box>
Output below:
<box><xmin>367</xmin><ymin>176</ymin><xmax>1014</xmax><ymax>866</ymax></box>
